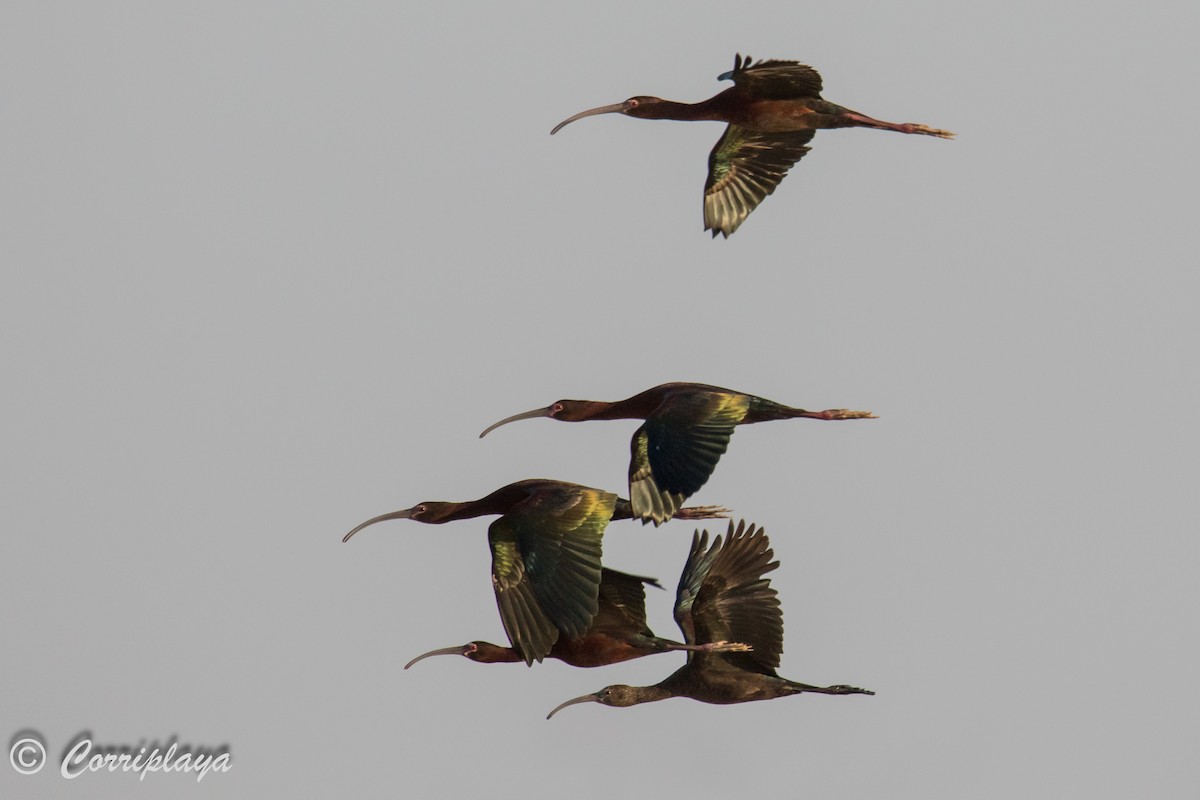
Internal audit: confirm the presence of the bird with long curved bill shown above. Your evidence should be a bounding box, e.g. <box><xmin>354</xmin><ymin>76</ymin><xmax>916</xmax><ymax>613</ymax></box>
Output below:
<box><xmin>552</xmin><ymin>53</ymin><xmax>954</xmax><ymax>237</ymax></box>
<box><xmin>404</xmin><ymin>567</ymin><xmax>750</xmax><ymax>669</ymax></box>
<box><xmin>480</xmin><ymin>382</ymin><xmax>875</xmax><ymax>526</ymax></box>
<box><xmin>547</xmin><ymin>520</ymin><xmax>874</xmax><ymax>718</ymax></box>
<box><xmin>341</xmin><ymin>479</ymin><xmax>729</xmax><ymax>666</ymax></box>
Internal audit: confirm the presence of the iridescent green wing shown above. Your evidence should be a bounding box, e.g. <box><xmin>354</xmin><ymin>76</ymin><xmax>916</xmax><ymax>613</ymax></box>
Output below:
<box><xmin>518</xmin><ymin>486</ymin><xmax>613</xmax><ymax>637</ymax></box>
<box><xmin>488</xmin><ymin>486</ymin><xmax>613</xmax><ymax>664</ymax></box>
<box><xmin>488</xmin><ymin>521</ymin><xmax>560</xmax><ymax>665</ymax></box>
<box><xmin>675</xmin><ymin>521</ymin><xmax>782</xmax><ymax>673</ymax></box>
<box><xmin>704</xmin><ymin>125</ymin><xmax>815</xmax><ymax>238</ymax></box>
<box><xmin>628</xmin><ymin>391</ymin><xmax>750</xmax><ymax>523</ymax></box>
<box><xmin>724</xmin><ymin>54</ymin><xmax>823</xmax><ymax>99</ymax></box>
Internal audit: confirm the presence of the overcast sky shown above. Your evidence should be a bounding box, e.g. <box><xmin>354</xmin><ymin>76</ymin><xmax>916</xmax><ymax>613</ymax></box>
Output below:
<box><xmin>4</xmin><ymin>2</ymin><xmax>1199</xmax><ymax>798</ymax></box>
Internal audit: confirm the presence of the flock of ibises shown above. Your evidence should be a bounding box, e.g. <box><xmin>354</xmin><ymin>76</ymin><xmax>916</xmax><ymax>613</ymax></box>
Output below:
<box><xmin>343</xmin><ymin>54</ymin><xmax>952</xmax><ymax>717</ymax></box>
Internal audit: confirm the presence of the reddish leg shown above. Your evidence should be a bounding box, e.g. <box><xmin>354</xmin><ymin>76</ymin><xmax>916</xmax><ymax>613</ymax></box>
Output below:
<box><xmin>843</xmin><ymin>111</ymin><xmax>955</xmax><ymax>138</ymax></box>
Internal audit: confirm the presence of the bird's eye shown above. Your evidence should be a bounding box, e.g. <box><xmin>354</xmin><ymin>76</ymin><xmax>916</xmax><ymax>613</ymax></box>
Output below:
<box><xmin>415</xmin><ymin>504</ymin><xmax>427</xmax><ymax>514</ymax></box>
<box><xmin>552</xmin><ymin>403</ymin><xmax>565</xmax><ymax>414</ymax></box>
<box><xmin>627</xmin><ymin>98</ymin><xmax>639</xmax><ymax>108</ymax></box>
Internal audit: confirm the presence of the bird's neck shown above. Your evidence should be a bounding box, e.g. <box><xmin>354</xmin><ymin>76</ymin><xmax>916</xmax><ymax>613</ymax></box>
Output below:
<box><xmin>472</xmin><ymin>642</ymin><xmax>523</xmax><ymax>664</ymax></box>
<box><xmin>641</xmin><ymin>97</ymin><xmax>728</xmax><ymax>123</ymax></box>
<box><xmin>566</xmin><ymin>399</ymin><xmax>638</xmax><ymax>421</ymax></box>
<box><xmin>627</xmin><ymin>684</ymin><xmax>675</xmax><ymax>706</ymax></box>
<box><xmin>423</xmin><ymin>498</ymin><xmax>503</xmax><ymax>523</ymax></box>
<box><xmin>585</xmin><ymin>386</ymin><xmax>670</xmax><ymax>420</ymax></box>
<box><xmin>436</xmin><ymin>481</ymin><xmax>545</xmax><ymax>521</ymax></box>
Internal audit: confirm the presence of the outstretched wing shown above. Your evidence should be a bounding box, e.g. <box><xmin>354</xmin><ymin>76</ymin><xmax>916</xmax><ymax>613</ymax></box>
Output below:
<box><xmin>629</xmin><ymin>426</ymin><xmax>688</xmax><ymax>526</ymax></box>
<box><xmin>488</xmin><ymin>487</ymin><xmax>614</xmax><ymax>664</ymax></box>
<box><xmin>721</xmin><ymin>53</ymin><xmax>823</xmax><ymax>99</ymax></box>
<box><xmin>488</xmin><ymin>525</ymin><xmax>560</xmax><ymax>666</ymax></box>
<box><xmin>704</xmin><ymin>125</ymin><xmax>815</xmax><ymax>238</ymax></box>
<box><xmin>589</xmin><ymin>568</ymin><xmax>661</xmax><ymax>637</ymax></box>
<box><xmin>674</xmin><ymin>520</ymin><xmax>782</xmax><ymax>673</ymax></box>
<box><xmin>628</xmin><ymin>391</ymin><xmax>749</xmax><ymax>524</ymax></box>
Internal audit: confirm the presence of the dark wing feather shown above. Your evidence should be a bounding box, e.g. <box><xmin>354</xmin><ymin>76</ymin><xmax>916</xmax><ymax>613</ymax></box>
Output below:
<box><xmin>629</xmin><ymin>425</ymin><xmax>688</xmax><ymax>525</ymax></box>
<box><xmin>725</xmin><ymin>53</ymin><xmax>823</xmax><ymax>98</ymax></box>
<box><xmin>488</xmin><ymin>485</ymin><xmax>613</xmax><ymax>664</ymax></box>
<box><xmin>705</xmin><ymin>125</ymin><xmax>815</xmax><ymax>238</ymax></box>
<box><xmin>589</xmin><ymin>568</ymin><xmax>660</xmax><ymax>637</ymax></box>
<box><xmin>628</xmin><ymin>391</ymin><xmax>750</xmax><ymax>524</ymax></box>
<box><xmin>674</xmin><ymin>520</ymin><xmax>782</xmax><ymax>673</ymax></box>
<box><xmin>488</xmin><ymin>521</ymin><xmax>561</xmax><ymax>665</ymax></box>
<box><xmin>673</xmin><ymin>529</ymin><xmax>712</xmax><ymax>651</ymax></box>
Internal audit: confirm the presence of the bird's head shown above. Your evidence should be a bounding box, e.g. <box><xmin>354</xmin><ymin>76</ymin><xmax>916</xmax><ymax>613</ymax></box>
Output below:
<box><xmin>550</xmin><ymin>96</ymin><xmax>669</xmax><ymax>134</ymax></box>
<box><xmin>545</xmin><ymin>685</ymin><xmax>642</xmax><ymax>719</ymax></box>
<box><xmin>400</xmin><ymin>502</ymin><xmax>463</xmax><ymax>523</ymax></box>
<box><xmin>478</xmin><ymin>399</ymin><xmax>603</xmax><ymax>437</ymax></box>
<box><xmin>620</xmin><ymin>96</ymin><xmax>675</xmax><ymax>119</ymax></box>
<box><xmin>460</xmin><ymin>641</ymin><xmax>519</xmax><ymax>663</ymax></box>
<box><xmin>590</xmin><ymin>684</ymin><xmax>643</xmax><ymax>706</ymax></box>
<box><xmin>341</xmin><ymin>501</ymin><xmax>460</xmax><ymax>542</ymax></box>
<box><xmin>404</xmin><ymin>641</ymin><xmax>512</xmax><ymax>668</ymax></box>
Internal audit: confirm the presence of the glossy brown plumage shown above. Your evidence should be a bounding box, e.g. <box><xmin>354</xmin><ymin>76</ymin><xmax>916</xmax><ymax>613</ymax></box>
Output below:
<box><xmin>552</xmin><ymin>53</ymin><xmax>954</xmax><ymax>237</ymax></box>
<box><xmin>403</xmin><ymin>568</ymin><xmax>749</xmax><ymax>669</ymax></box>
<box><xmin>480</xmin><ymin>382</ymin><xmax>876</xmax><ymax>526</ymax></box>
<box><xmin>341</xmin><ymin>478</ymin><xmax>729</xmax><ymax>665</ymax></box>
<box><xmin>546</xmin><ymin>520</ymin><xmax>874</xmax><ymax>717</ymax></box>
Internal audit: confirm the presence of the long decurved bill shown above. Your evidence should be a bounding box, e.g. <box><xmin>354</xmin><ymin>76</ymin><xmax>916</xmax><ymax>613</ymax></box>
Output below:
<box><xmin>550</xmin><ymin>102</ymin><xmax>630</xmax><ymax>135</ymax></box>
<box><xmin>341</xmin><ymin>508</ymin><xmax>416</xmax><ymax>543</ymax></box>
<box><xmin>545</xmin><ymin>692</ymin><xmax>599</xmax><ymax>720</ymax></box>
<box><xmin>479</xmin><ymin>406</ymin><xmax>552</xmax><ymax>438</ymax></box>
<box><xmin>404</xmin><ymin>645</ymin><xmax>466</xmax><ymax>670</ymax></box>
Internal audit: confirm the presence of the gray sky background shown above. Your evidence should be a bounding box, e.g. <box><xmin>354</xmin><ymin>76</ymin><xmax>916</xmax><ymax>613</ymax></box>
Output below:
<box><xmin>3</xmin><ymin>2</ymin><xmax>1198</xmax><ymax>797</ymax></box>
